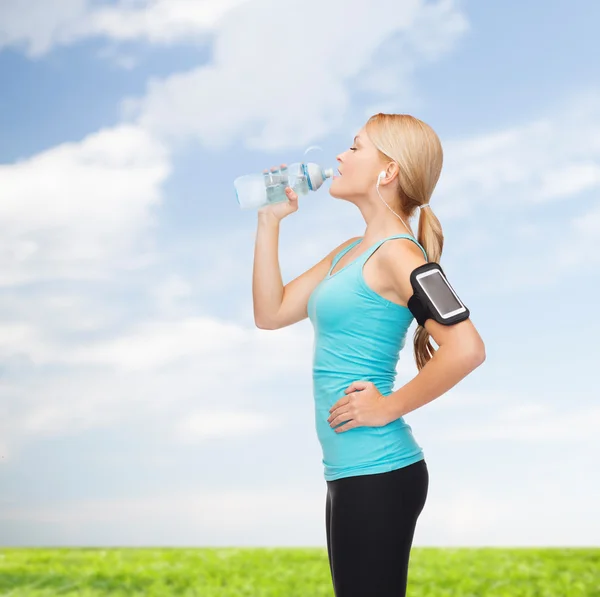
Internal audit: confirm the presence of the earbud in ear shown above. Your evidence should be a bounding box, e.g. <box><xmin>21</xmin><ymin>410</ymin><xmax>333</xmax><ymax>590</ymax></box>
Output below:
<box><xmin>377</xmin><ymin>171</ymin><xmax>386</xmax><ymax>185</ymax></box>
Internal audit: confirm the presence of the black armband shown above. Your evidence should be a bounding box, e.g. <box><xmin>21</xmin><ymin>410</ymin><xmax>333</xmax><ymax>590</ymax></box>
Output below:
<box><xmin>407</xmin><ymin>262</ymin><xmax>470</xmax><ymax>326</ymax></box>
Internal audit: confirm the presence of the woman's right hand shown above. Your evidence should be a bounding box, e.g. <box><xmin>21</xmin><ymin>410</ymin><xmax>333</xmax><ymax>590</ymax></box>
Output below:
<box><xmin>257</xmin><ymin>164</ymin><xmax>299</xmax><ymax>222</ymax></box>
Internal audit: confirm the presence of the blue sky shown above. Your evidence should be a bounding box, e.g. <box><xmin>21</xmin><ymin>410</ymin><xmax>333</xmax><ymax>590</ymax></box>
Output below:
<box><xmin>1</xmin><ymin>0</ymin><xmax>599</xmax><ymax>548</ymax></box>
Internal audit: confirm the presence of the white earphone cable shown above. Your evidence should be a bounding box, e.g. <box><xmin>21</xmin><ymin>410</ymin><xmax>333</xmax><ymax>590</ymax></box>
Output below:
<box><xmin>376</xmin><ymin>177</ymin><xmax>413</xmax><ymax>235</ymax></box>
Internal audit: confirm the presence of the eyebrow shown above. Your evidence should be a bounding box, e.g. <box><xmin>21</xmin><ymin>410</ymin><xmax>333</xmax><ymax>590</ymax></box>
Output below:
<box><xmin>354</xmin><ymin>135</ymin><xmax>361</xmax><ymax>143</ymax></box>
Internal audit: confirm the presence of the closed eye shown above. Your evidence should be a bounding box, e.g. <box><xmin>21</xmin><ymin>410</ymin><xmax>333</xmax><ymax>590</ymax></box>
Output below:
<box><xmin>349</xmin><ymin>147</ymin><xmax>357</xmax><ymax>151</ymax></box>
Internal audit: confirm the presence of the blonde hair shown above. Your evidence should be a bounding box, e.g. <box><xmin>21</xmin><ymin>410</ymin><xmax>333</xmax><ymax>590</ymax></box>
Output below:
<box><xmin>365</xmin><ymin>113</ymin><xmax>444</xmax><ymax>371</ymax></box>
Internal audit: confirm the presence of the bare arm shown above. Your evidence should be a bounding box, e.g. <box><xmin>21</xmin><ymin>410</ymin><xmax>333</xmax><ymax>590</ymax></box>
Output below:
<box><xmin>379</xmin><ymin>240</ymin><xmax>486</xmax><ymax>420</ymax></box>
<box><xmin>253</xmin><ymin>212</ymin><xmax>360</xmax><ymax>330</ymax></box>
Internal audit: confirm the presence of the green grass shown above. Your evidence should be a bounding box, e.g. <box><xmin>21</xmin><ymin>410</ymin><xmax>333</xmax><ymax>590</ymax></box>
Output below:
<box><xmin>0</xmin><ymin>547</ymin><xmax>598</xmax><ymax>596</ymax></box>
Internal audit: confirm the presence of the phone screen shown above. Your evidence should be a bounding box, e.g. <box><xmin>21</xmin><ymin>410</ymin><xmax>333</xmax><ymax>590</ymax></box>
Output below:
<box><xmin>419</xmin><ymin>270</ymin><xmax>464</xmax><ymax>316</ymax></box>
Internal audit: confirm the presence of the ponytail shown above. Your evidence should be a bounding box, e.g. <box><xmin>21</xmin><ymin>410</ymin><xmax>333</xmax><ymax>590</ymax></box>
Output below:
<box><xmin>413</xmin><ymin>205</ymin><xmax>444</xmax><ymax>370</ymax></box>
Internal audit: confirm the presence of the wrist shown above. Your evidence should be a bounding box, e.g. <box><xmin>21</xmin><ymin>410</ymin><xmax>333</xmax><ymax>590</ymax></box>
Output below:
<box><xmin>384</xmin><ymin>391</ymin><xmax>403</xmax><ymax>423</ymax></box>
<box><xmin>258</xmin><ymin>212</ymin><xmax>281</xmax><ymax>226</ymax></box>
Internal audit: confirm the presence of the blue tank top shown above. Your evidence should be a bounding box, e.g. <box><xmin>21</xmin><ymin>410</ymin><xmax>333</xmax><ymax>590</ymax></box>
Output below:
<box><xmin>307</xmin><ymin>234</ymin><xmax>428</xmax><ymax>481</ymax></box>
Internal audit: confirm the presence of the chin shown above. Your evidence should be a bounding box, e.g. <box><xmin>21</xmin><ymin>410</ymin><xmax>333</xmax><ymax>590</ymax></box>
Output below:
<box><xmin>328</xmin><ymin>179</ymin><xmax>344</xmax><ymax>199</ymax></box>
<box><xmin>329</xmin><ymin>180</ymin><xmax>356</xmax><ymax>203</ymax></box>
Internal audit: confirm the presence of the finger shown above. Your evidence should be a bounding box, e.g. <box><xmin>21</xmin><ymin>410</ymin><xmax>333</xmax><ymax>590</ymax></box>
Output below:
<box><xmin>332</xmin><ymin>416</ymin><xmax>352</xmax><ymax>429</ymax></box>
<box><xmin>285</xmin><ymin>186</ymin><xmax>298</xmax><ymax>200</ymax></box>
<box><xmin>345</xmin><ymin>381</ymin><xmax>367</xmax><ymax>394</ymax></box>
<box><xmin>335</xmin><ymin>420</ymin><xmax>357</xmax><ymax>433</ymax></box>
<box><xmin>329</xmin><ymin>397</ymin><xmax>349</xmax><ymax>414</ymax></box>
<box><xmin>328</xmin><ymin>408</ymin><xmax>351</xmax><ymax>426</ymax></box>
<box><xmin>331</xmin><ymin>415</ymin><xmax>351</xmax><ymax>429</ymax></box>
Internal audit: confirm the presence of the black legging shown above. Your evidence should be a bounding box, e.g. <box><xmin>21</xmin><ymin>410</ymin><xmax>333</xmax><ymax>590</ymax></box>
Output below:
<box><xmin>325</xmin><ymin>459</ymin><xmax>429</xmax><ymax>596</ymax></box>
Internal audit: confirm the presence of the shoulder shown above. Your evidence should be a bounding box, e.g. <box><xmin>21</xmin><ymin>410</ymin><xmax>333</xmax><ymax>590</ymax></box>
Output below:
<box><xmin>378</xmin><ymin>237</ymin><xmax>427</xmax><ymax>304</ymax></box>
<box><xmin>329</xmin><ymin>235</ymin><xmax>362</xmax><ymax>257</ymax></box>
<box><xmin>322</xmin><ymin>235</ymin><xmax>362</xmax><ymax>267</ymax></box>
<box><xmin>343</xmin><ymin>235</ymin><xmax>362</xmax><ymax>248</ymax></box>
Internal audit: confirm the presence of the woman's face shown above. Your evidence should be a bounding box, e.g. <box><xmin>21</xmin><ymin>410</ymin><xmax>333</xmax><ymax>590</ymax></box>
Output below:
<box><xmin>329</xmin><ymin>126</ymin><xmax>386</xmax><ymax>200</ymax></box>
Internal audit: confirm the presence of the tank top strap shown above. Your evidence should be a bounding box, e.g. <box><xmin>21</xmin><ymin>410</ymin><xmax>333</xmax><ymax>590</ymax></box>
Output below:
<box><xmin>329</xmin><ymin>238</ymin><xmax>363</xmax><ymax>275</ymax></box>
<box><xmin>361</xmin><ymin>233</ymin><xmax>428</xmax><ymax>262</ymax></box>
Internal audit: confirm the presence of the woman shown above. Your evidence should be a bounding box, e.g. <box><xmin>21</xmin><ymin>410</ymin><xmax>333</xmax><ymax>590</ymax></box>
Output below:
<box><xmin>252</xmin><ymin>113</ymin><xmax>486</xmax><ymax>596</ymax></box>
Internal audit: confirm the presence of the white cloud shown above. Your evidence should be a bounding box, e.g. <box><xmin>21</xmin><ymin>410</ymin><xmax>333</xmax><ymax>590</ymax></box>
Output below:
<box><xmin>435</xmin><ymin>90</ymin><xmax>600</xmax><ymax>220</ymax></box>
<box><xmin>424</xmin><ymin>488</ymin><xmax>510</xmax><ymax>539</ymax></box>
<box><xmin>4</xmin><ymin>473</ymin><xmax>599</xmax><ymax>547</ymax></box>
<box><xmin>0</xmin><ymin>314</ymin><xmax>314</xmax><ymax>457</ymax></box>
<box><xmin>557</xmin><ymin>201</ymin><xmax>600</xmax><ymax>268</ymax></box>
<box><xmin>53</xmin><ymin>316</ymin><xmax>312</xmax><ymax>374</ymax></box>
<box><xmin>87</xmin><ymin>0</ymin><xmax>249</xmax><ymax>44</ymax></box>
<box><xmin>0</xmin><ymin>487</ymin><xmax>326</xmax><ymax>546</ymax></box>
<box><xmin>466</xmin><ymin>194</ymin><xmax>600</xmax><ymax>295</ymax></box>
<box><xmin>0</xmin><ymin>124</ymin><xmax>170</xmax><ymax>286</ymax></box>
<box><xmin>150</xmin><ymin>273</ymin><xmax>194</xmax><ymax>316</ymax></box>
<box><xmin>129</xmin><ymin>0</ymin><xmax>468</xmax><ymax>150</ymax></box>
<box><xmin>358</xmin><ymin>0</ymin><xmax>471</xmax><ymax>108</ymax></box>
<box><xmin>68</xmin><ymin>317</ymin><xmax>247</xmax><ymax>371</ymax></box>
<box><xmin>175</xmin><ymin>410</ymin><xmax>280</xmax><ymax>442</ymax></box>
<box><xmin>419</xmin><ymin>483</ymin><xmax>600</xmax><ymax>546</ymax></box>
<box><xmin>0</xmin><ymin>0</ymin><xmax>88</xmax><ymax>57</ymax></box>
<box><xmin>0</xmin><ymin>487</ymin><xmax>320</xmax><ymax>527</ymax></box>
<box><xmin>538</xmin><ymin>162</ymin><xmax>600</xmax><ymax>200</ymax></box>
<box><xmin>415</xmin><ymin>89</ymin><xmax>600</xmax><ymax>294</ymax></box>
<box><xmin>0</xmin><ymin>0</ymin><xmax>249</xmax><ymax>57</ymax></box>
<box><xmin>442</xmin><ymin>404</ymin><xmax>600</xmax><ymax>442</ymax></box>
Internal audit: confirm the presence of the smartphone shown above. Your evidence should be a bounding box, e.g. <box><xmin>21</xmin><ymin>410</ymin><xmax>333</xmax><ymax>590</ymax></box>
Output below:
<box><xmin>415</xmin><ymin>268</ymin><xmax>468</xmax><ymax>320</ymax></box>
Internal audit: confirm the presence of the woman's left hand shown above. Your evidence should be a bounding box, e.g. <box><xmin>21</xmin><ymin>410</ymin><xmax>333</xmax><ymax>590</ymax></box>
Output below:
<box><xmin>327</xmin><ymin>381</ymin><xmax>392</xmax><ymax>432</ymax></box>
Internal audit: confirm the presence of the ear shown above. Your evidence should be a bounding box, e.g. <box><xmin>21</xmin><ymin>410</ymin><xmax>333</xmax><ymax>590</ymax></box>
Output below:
<box><xmin>380</xmin><ymin>162</ymin><xmax>400</xmax><ymax>185</ymax></box>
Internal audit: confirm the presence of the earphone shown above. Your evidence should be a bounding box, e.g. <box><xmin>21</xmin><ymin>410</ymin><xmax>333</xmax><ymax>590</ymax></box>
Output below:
<box><xmin>377</xmin><ymin>171</ymin><xmax>386</xmax><ymax>184</ymax></box>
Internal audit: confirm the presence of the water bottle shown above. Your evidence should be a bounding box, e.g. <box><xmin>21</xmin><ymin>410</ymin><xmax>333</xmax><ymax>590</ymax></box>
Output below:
<box><xmin>234</xmin><ymin>162</ymin><xmax>334</xmax><ymax>210</ymax></box>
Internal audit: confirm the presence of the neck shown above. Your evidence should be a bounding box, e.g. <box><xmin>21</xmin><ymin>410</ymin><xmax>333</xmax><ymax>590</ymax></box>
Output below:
<box><xmin>355</xmin><ymin>189</ymin><xmax>416</xmax><ymax>243</ymax></box>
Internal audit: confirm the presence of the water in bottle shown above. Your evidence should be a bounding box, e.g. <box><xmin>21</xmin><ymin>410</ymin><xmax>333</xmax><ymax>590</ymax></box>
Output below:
<box><xmin>264</xmin><ymin>164</ymin><xmax>288</xmax><ymax>205</ymax></box>
<box><xmin>234</xmin><ymin>162</ymin><xmax>334</xmax><ymax>210</ymax></box>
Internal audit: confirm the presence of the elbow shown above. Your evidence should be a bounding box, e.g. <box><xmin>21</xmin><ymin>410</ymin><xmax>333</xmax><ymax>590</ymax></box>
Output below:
<box><xmin>467</xmin><ymin>342</ymin><xmax>486</xmax><ymax>368</ymax></box>
<box><xmin>254</xmin><ymin>316</ymin><xmax>276</xmax><ymax>330</ymax></box>
<box><xmin>448</xmin><ymin>339</ymin><xmax>485</xmax><ymax>369</ymax></box>
<box><xmin>253</xmin><ymin>307</ymin><xmax>270</xmax><ymax>330</ymax></box>
<box><xmin>254</xmin><ymin>305</ymin><xmax>283</xmax><ymax>330</ymax></box>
